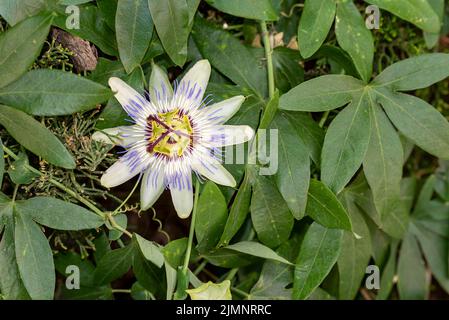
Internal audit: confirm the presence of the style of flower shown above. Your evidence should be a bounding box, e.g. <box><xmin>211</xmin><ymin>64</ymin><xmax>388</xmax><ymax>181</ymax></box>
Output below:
<box><xmin>93</xmin><ymin>60</ymin><xmax>254</xmax><ymax>218</ymax></box>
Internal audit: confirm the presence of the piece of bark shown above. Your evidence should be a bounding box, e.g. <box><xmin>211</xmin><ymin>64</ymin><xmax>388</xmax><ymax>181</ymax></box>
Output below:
<box><xmin>51</xmin><ymin>28</ymin><xmax>98</xmax><ymax>72</ymax></box>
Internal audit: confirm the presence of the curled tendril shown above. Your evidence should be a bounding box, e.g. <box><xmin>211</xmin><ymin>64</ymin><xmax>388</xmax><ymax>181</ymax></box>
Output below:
<box><xmin>147</xmin><ymin>207</ymin><xmax>170</xmax><ymax>243</ymax></box>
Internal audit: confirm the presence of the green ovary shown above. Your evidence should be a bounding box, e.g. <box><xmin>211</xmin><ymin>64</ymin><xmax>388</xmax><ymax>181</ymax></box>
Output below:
<box><xmin>148</xmin><ymin>109</ymin><xmax>193</xmax><ymax>158</ymax></box>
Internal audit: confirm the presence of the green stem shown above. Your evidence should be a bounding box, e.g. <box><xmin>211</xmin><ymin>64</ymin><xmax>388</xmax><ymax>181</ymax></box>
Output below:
<box><xmin>319</xmin><ymin>111</ymin><xmax>330</xmax><ymax>128</ymax></box>
<box><xmin>11</xmin><ymin>184</ymin><xmax>19</xmax><ymax>202</ymax></box>
<box><xmin>182</xmin><ymin>179</ymin><xmax>200</xmax><ymax>274</ymax></box>
<box><xmin>112</xmin><ymin>175</ymin><xmax>141</xmax><ymax>215</ymax></box>
<box><xmin>231</xmin><ymin>287</ymin><xmax>250</xmax><ymax>299</ymax></box>
<box><xmin>3</xmin><ymin>145</ymin><xmax>105</xmax><ymax>218</ymax></box>
<box><xmin>260</xmin><ymin>21</ymin><xmax>275</xmax><ymax>99</ymax></box>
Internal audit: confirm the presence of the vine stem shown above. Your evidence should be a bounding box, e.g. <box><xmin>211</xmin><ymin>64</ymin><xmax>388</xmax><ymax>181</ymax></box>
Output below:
<box><xmin>182</xmin><ymin>179</ymin><xmax>200</xmax><ymax>275</ymax></box>
<box><xmin>2</xmin><ymin>145</ymin><xmax>137</xmax><ymax>239</ymax></box>
<box><xmin>3</xmin><ymin>145</ymin><xmax>107</xmax><ymax>220</ymax></box>
<box><xmin>260</xmin><ymin>21</ymin><xmax>275</xmax><ymax>100</ymax></box>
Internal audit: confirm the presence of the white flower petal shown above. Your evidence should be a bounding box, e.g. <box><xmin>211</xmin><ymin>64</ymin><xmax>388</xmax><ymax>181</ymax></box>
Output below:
<box><xmin>200</xmin><ymin>96</ymin><xmax>245</xmax><ymax>125</ymax></box>
<box><xmin>101</xmin><ymin>156</ymin><xmax>145</xmax><ymax>188</ymax></box>
<box><xmin>192</xmin><ymin>157</ymin><xmax>236</xmax><ymax>187</ymax></box>
<box><xmin>178</xmin><ymin>59</ymin><xmax>211</xmax><ymax>106</ymax></box>
<box><xmin>207</xmin><ymin>125</ymin><xmax>255</xmax><ymax>147</ymax></box>
<box><xmin>92</xmin><ymin>125</ymin><xmax>141</xmax><ymax>147</ymax></box>
<box><xmin>140</xmin><ymin>168</ymin><xmax>165</xmax><ymax>210</ymax></box>
<box><xmin>149</xmin><ymin>63</ymin><xmax>173</xmax><ymax>107</ymax></box>
<box><xmin>109</xmin><ymin>77</ymin><xmax>154</xmax><ymax>121</ymax></box>
<box><xmin>170</xmin><ymin>174</ymin><xmax>193</xmax><ymax>219</ymax></box>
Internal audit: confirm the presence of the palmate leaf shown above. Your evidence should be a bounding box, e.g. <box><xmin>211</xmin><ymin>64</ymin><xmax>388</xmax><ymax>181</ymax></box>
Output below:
<box><xmin>306</xmin><ymin>180</ymin><xmax>352</xmax><ymax>231</ymax></box>
<box><xmin>337</xmin><ymin>192</ymin><xmax>371</xmax><ymax>300</ymax></box>
<box><xmin>192</xmin><ymin>17</ymin><xmax>267</xmax><ymax>99</ymax></box>
<box><xmin>397</xmin><ymin>231</ymin><xmax>429</xmax><ymax>299</ymax></box>
<box><xmin>298</xmin><ymin>0</ymin><xmax>336</xmax><ymax>59</ymax></box>
<box><xmin>14</xmin><ymin>208</ymin><xmax>55</xmax><ymax>300</ymax></box>
<box><xmin>365</xmin><ymin>0</ymin><xmax>440</xmax><ymax>33</ymax></box>
<box><xmin>372</xmin><ymin>53</ymin><xmax>449</xmax><ymax>91</ymax></box>
<box><xmin>363</xmin><ymin>100</ymin><xmax>407</xmax><ymax>238</ymax></box>
<box><xmin>271</xmin><ymin>113</ymin><xmax>310</xmax><ymax>219</ymax></box>
<box><xmin>148</xmin><ymin>0</ymin><xmax>189</xmax><ymax>66</ymax></box>
<box><xmin>321</xmin><ymin>91</ymin><xmax>371</xmax><ymax>194</ymax></box>
<box><xmin>293</xmin><ymin>223</ymin><xmax>343</xmax><ymax>300</ymax></box>
<box><xmin>0</xmin><ymin>13</ymin><xmax>52</xmax><ymax>88</ymax></box>
<box><xmin>53</xmin><ymin>4</ymin><xmax>118</xmax><ymax>56</ymax></box>
<box><xmin>15</xmin><ymin>197</ymin><xmax>104</xmax><ymax>231</ymax></box>
<box><xmin>206</xmin><ymin>0</ymin><xmax>278</xmax><ymax>21</ymax></box>
<box><xmin>0</xmin><ymin>105</ymin><xmax>76</xmax><ymax>169</ymax></box>
<box><xmin>0</xmin><ymin>69</ymin><xmax>112</xmax><ymax>116</ymax></box>
<box><xmin>250</xmin><ymin>175</ymin><xmax>293</xmax><ymax>248</ymax></box>
<box><xmin>195</xmin><ymin>181</ymin><xmax>228</xmax><ymax>251</ymax></box>
<box><xmin>279</xmin><ymin>75</ymin><xmax>364</xmax><ymax>112</ymax></box>
<box><xmin>115</xmin><ymin>0</ymin><xmax>153</xmax><ymax>73</ymax></box>
<box><xmin>335</xmin><ymin>1</ymin><xmax>374</xmax><ymax>83</ymax></box>
<box><xmin>376</xmin><ymin>90</ymin><xmax>449</xmax><ymax>159</ymax></box>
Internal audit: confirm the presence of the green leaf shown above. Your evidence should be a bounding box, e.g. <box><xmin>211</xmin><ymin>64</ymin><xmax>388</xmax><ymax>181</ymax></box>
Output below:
<box><xmin>0</xmin><ymin>105</ymin><xmax>76</xmax><ymax>169</ymax></box>
<box><xmin>206</xmin><ymin>0</ymin><xmax>277</xmax><ymax>21</ymax></box>
<box><xmin>412</xmin><ymin>222</ymin><xmax>449</xmax><ymax>293</ymax></box>
<box><xmin>116</xmin><ymin>0</ymin><xmax>153</xmax><ymax>73</ymax></box>
<box><xmin>134</xmin><ymin>233</ymin><xmax>165</xmax><ymax>268</ymax></box>
<box><xmin>0</xmin><ymin>69</ymin><xmax>112</xmax><ymax>116</ymax></box>
<box><xmin>94</xmin><ymin>243</ymin><xmax>135</xmax><ymax>285</ymax></box>
<box><xmin>16</xmin><ymin>197</ymin><xmax>104</xmax><ymax>230</ymax></box>
<box><xmin>282</xmin><ymin>112</ymin><xmax>324</xmax><ymax>166</ymax></box>
<box><xmin>219</xmin><ymin>172</ymin><xmax>252</xmax><ymax>247</ymax></box>
<box><xmin>306</xmin><ymin>179</ymin><xmax>352</xmax><ymax>231</ymax></box>
<box><xmin>133</xmin><ymin>249</ymin><xmax>166</xmax><ymax>298</ymax></box>
<box><xmin>161</xmin><ymin>237</ymin><xmax>188</xmax><ymax>269</ymax></box>
<box><xmin>397</xmin><ymin>232</ymin><xmax>429</xmax><ymax>299</ymax></box>
<box><xmin>271</xmin><ymin>113</ymin><xmax>310</xmax><ymax>219</ymax></box>
<box><xmin>363</xmin><ymin>101</ymin><xmax>407</xmax><ymax>238</ymax></box>
<box><xmin>97</xmin><ymin>0</ymin><xmax>117</xmax><ymax>31</ymax></box>
<box><xmin>0</xmin><ymin>0</ymin><xmax>45</xmax><ymax>26</ymax></box>
<box><xmin>7</xmin><ymin>152</ymin><xmax>39</xmax><ymax>185</ymax></box>
<box><xmin>0</xmin><ymin>139</ymin><xmax>3</xmax><ymax>186</ymax></box>
<box><xmin>63</xmin><ymin>285</ymin><xmax>113</xmax><ymax>300</ymax></box>
<box><xmin>96</xmin><ymin>66</ymin><xmax>145</xmax><ymax>129</ymax></box>
<box><xmin>202</xmin><ymin>248</ymin><xmax>256</xmax><ymax>268</ymax></box>
<box><xmin>195</xmin><ymin>181</ymin><xmax>228</xmax><ymax>251</ymax></box>
<box><xmin>365</xmin><ymin>0</ymin><xmax>440</xmax><ymax>33</ymax></box>
<box><xmin>225</xmin><ymin>241</ymin><xmax>292</xmax><ymax>265</ymax></box>
<box><xmin>14</xmin><ymin>209</ymin><xmax>55</xmax><ymax>300</ymax></box>
<box><xmin>0</xmin><ymin>14</ymin><xmax>52</xmax><ymax>88</ymax></box>
<box><xmin>376</xmin><ymin>241</ymin><xmax>399</xmax><ymax>299</ymax></box>
<box><xmin>373</xmin><ymin>53</ymin><xmax>449</xmax><ymax>91</ymax></box>
<box><xmin>148</xmin><ymin>0</ymin><xmax>189</xmax><ymax>66</ymax></box>
<box><xmin>335</xmin><ymin>1</ymin><xmax>374</xmax><ymax>82</ymax></box>
<box><xmin>279</xmin><ymin>75</ymin><xmax>363</xmax><ymax>112</ymax></box>
<box><xmin>249</xmin><ymin>237</ymin><xmax>300</xmax><ymax>300</ymax></box>
<box><xmin>192</xmin><ymin>17</ymin><xmax>267</xmax><ymax>98</ymax></box>
<box><xmin>88</xmin><ymin>58</ymin><xmax>126</xmax><ymax>86</ymax></box>
<box><xmin>53</xmin><ymin>4</ymin><xmax>118</xmax><ymax>56</ymax></box>
<box><xmin>131</xmin><ymin>282</ymin><xmax>155</xmax><ymax>300</ymax></box>
<box><xmin>0</xmin><ymin>210</ymin><xmax>29</xmax><ymax>299</ymax></box>
<box><xmin>377</xmin><ymin>90</ymin><xmax>449</xmax><ymax>159</ymax></box>
<box><xmin>54</xmin><ymin>251</ymin><xmax>96</xmax><ymax>287</ymax></box>
<box><xmin>272</xmin><ymin>47</ymin><xmax>304</xmax><ymax>94</ymax></box>
<box><xmin>298</xmin><ymin>0</ymin><xmax>336</xmax><ymax>59</ymax></box>
<box><xmin>250</xmin><ymin>176</ymin><xmax>293</xmax><ymax>248</ymax></box>
<box><xmin>321</xmin><ymin>92</ymin><xmax>371</xmax><ymax>193</ymax></box>
<box><xmin>424</xmin><ymin>0</ymin><xmax>444</xmax><ymax>48</ymax></box>
<box><xmin>293</xmin><ymin>223</ymin><xmax>343</xmax><ymax>300</ymax></box>
<box><xmin>337</xmin><ymin>192</ymin><xmax>372</xmax><ymax>300</ymax></box>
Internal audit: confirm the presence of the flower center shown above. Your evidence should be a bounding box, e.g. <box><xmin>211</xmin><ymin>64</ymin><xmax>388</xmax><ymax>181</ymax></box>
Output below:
<box><xmin>147</xmin><ymin>109</ymin><xmax>193</xmax><ymax>158</ymax></box>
